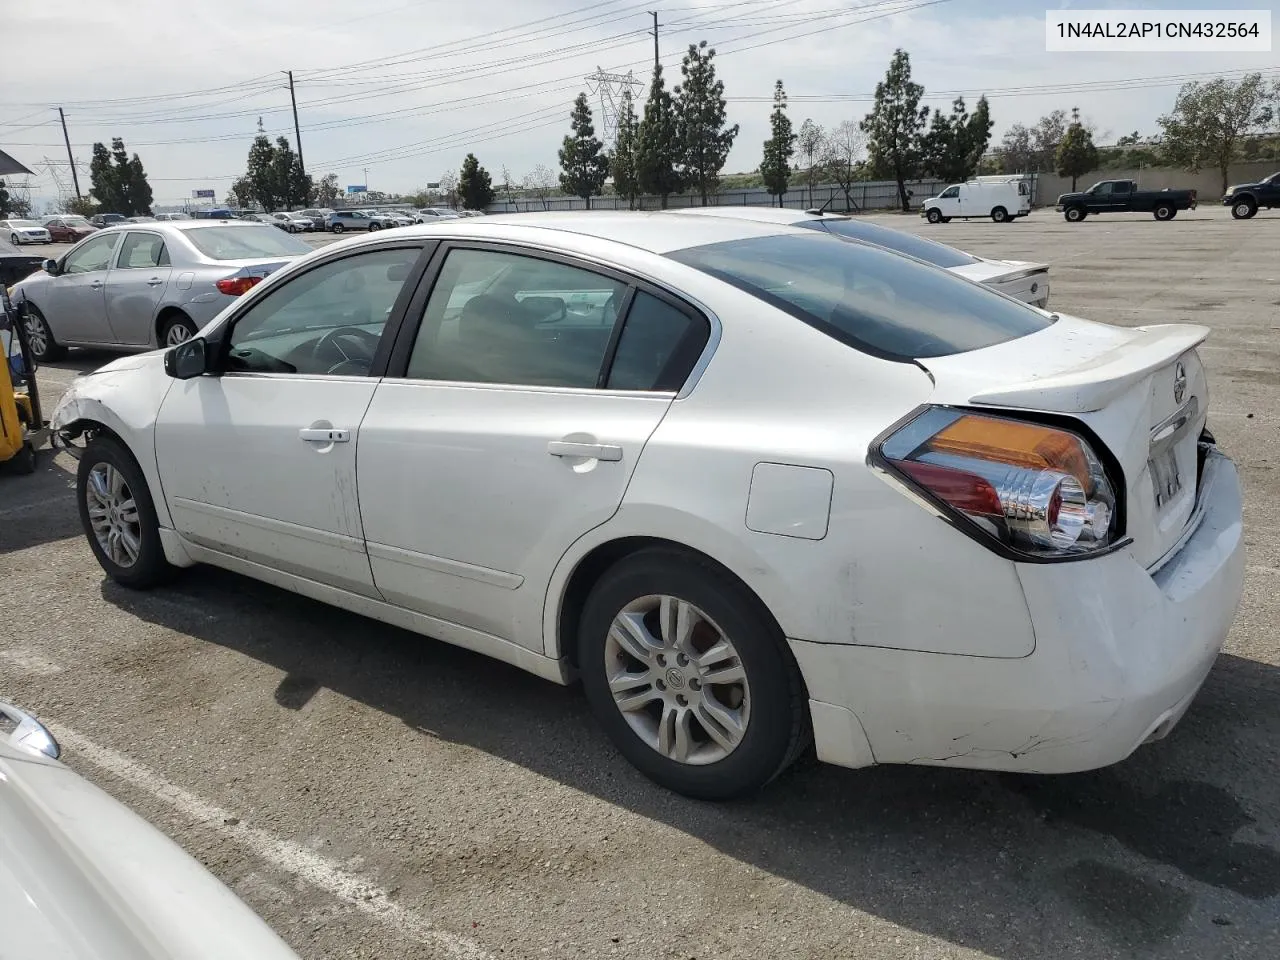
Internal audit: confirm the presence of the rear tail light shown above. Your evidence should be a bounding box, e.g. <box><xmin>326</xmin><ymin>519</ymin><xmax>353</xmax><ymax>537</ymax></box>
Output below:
<box><xmin>877</xmin><ymin>407</ymin><xmax>1118</xmax><ymax>559</ymax></box>
<box><xmin>215</xmin><ymin>275</ymin><xmax>263</xmax><ymax>296</ymax></box>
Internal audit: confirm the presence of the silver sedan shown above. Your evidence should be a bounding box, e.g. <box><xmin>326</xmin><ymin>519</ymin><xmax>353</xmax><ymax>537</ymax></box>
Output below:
<box><xmin>11</xmin><ymin>220</ymin><xmax>313</xmax><ymax>361</ymax></box>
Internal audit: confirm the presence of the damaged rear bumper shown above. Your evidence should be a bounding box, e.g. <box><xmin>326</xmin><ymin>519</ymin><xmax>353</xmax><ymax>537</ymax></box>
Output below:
<box><xmin>791</xmin><ymin>447</ymin><xmax>1245</xmax><ymax>774</ymax></box>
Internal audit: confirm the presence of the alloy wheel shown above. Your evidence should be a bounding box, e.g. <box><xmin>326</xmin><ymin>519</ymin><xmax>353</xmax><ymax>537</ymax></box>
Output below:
<box><xmin>164</xmin><ymin>324</ymin><xmax>192</xmax><ymax>346</ymax></box>
<box><xmin>22</xmin><ymin>314</ymin><xmax>48</xmax><ymax>358</ymax></box>
<box><xmin>85</xmin><ymin>463</ymin><xmax>141</xmax><ymax>568</ymax></box>
<box><xmin>605</xmin><ymin>595</ymin><xmax>751</xmax><ymax>766</ymax></box>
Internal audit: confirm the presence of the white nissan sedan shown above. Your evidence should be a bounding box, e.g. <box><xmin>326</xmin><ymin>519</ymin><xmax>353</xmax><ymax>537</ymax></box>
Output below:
<box><xmin>50</xmin><ymin>213</ymin><xmax>1244</xmax><ymax>800</ymax></box>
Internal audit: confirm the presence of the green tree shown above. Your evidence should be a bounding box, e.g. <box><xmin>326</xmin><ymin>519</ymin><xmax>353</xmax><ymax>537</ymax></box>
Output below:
<box><xmin>246</xmin><ymin>131</ymin><xmax>279</xmax><ymax>211</ymax></box>
<box><xmin>965</xmin><ymin>95</ymin><xmax>994</xmax><ymax>175</ymax></box>
<box><xmin>635</xmin><ymin>64</ymin><xmax>682</xmax><ymax>208</ymax></box>
<box><xmin>558</xmin><ymin>93</ymin><xmax>608</xmax><ymax>208</ymax></box>
<box><xmin>459</xmin><ymin>153</ymin><xmax>494</xmax><ymax>209</ymax></box>
<box><xmin>0</xmin><ymin>181</ymin><xmax>11</xmax><ymax>218</ymax></box>
<box><xmin>860</xmin><ymin>49</ymin><xmax>927</xmax><ymax>211</ymax></box>
<box><xmin>89</xmin><ymin>141</ymin><xmax>124</xmax><ymax>212</ymax></box>
<box><xmin>315</xmin><ymin>173</ymin><xmax>341</xmax><ymax>206</ymax></box>
<box><xmin>125</xmin><ymin>153</ymin><xmax>153</xmax><ymax>216</ymax></box>
<box><xmin>674</xmin><ymin>41</ymin><xmax>737</xmax><ymax>205</ymax></box>
<box><xmin>996</xmin><ymin>122</ymin><xmax>1033</xmax><ymax>173</ymax></box>
<box><xmin>796</xmin><ymin>118</ymin><xmax>824</xmax><ymax>207</ymax></box>
<box><xmin>63</xmin><ymin>196</ymin><xmax>97</xmax><ymax>217</ymax></box>
<box><xmin>608</xmin><ymin>88</ymin><xmax>640</xmax><ymax>210</ymax></box>
<box><xmin>760</xmin><ymin>80</ymin><xmax>796</xmax><ymax>206</ymax></box>
<box><xmin>268</xmin><ymin>137</ymin><xmax>312</xmax><ymax>209</ymax></box>
<box><xmin>225</xmin><ymin>177</ymin><xmax>254</xmax><ymax>209</ymax></box>
<box><xmin>920</xmin><ymin>97</ymin><xmax>975</xmax><ymax>183</ymax></box>
<box><xmin>1159</xmin><ymin>73</ymin><xmax>1277</xmax><ymax>195</ymax></box>
<box><xmin>1055</xmin><ymin>106</ymin><xmax>1100</xmax><ymax>190</ymax></box>
<box><xmin>1031</xmin><ymin>109</ymin><xmax>1068</xmax><ymax>172</ymax></box>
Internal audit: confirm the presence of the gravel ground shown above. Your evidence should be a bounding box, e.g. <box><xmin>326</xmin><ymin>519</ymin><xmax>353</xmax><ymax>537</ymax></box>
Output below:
<box><xmin>3</xmin><ymin>204</ymin><xmax>1279</xmax><ymax>960</ymax></box>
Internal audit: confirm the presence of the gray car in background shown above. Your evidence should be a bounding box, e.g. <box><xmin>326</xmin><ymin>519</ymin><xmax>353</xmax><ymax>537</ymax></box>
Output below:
<box><xmin>12</xmin><ymin>220</ymin><xmax>313</xmax><ymax>361</ymax></box>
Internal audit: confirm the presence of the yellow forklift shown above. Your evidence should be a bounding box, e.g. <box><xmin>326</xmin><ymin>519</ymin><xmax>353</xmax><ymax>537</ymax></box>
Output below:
<box><xmin>1</xmin><ymin>282</ymin><xmax>45</xmax><ymax>474</ymax></box>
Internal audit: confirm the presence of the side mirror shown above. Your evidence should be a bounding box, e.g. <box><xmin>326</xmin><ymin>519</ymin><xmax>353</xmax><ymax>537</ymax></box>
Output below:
<box><xmin>42</xmin><ymin>259</ymin><xmax>58</xmax><ymax>276</ymax></box>
<box><xmin>0</xmin><ymin>700</ymin><xmax>60</xmax><ymax>759</ymax></box>
<box><xmin>164</xmin><ymin>336</ymin><xmax>209</xmax><ymax>379</ymax></box>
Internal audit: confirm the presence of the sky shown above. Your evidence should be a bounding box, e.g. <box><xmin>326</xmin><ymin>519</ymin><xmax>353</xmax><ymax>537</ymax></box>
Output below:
<box><xmin>2</xmin><ymin>0</ymin><xmax>1278</xmax><ymax>208</ymax></box>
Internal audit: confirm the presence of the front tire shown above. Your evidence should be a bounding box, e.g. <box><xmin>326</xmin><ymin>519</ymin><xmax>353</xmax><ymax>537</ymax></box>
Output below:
<box><xmin>77</xmin><ymin>435</ymin><xmax>176</xmax><ymax>589</ymax></box>
<box><xmin>1064</xmin><ymin>206</ymin><xmax>1086</xmax><ymax>223</ymax></box>
<box><xmin>1232</xmin><ymin>199</ymin><xmax>1257</xmax><ymax>219</ymax></box>
<box><xmin>1154</xmin><ymin>203</ymin><xmax>1175</xmax><ymax>221</ymax></box>
<box><xmin>21</xmin><ymin>303</ymin><xmax>66</xmax><ymax>361</ymax></box>
<box><xmin>331</xmin><ymin>223</ymin><xmax>344</xmax><ymax>234</ymax></box>
<box><xmin>369</xmin><ymin>222</ymin><xmax>381</xmax><ymax>231</ymax></box>
<box><xmin>578</xmin><ymin>549</ymin><xmax>809</xmax><ymax>800</ymax></box>
<box><xmin>925</xmin><ymin>208</ymin><xmax>943</xmax><ymax>224</ymax></box>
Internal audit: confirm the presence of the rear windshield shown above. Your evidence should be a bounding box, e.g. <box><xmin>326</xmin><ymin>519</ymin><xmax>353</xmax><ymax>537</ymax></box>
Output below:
<box><xmin>669</xmin><ymin>233</ymin><xmax>1052</xmax><ymax>360</ymax></box>
<box><xmin>183</xmin><ymin>225</ymin><xmax>311</xmax><ymax>260</ymax></box>
<box><xmin>800</xmin><ymin>218</ymin><xmax>979</xmax><ymax>268</ymax></box>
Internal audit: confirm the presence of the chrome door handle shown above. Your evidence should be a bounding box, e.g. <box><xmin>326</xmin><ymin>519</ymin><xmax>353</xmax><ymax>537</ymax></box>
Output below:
<box><xmin>147</xmin><ymin>277</ymin><xmax>164</xmax><ymax>286</ymax></box>
<box><xmin>299</xmin><ymin>427</ymin><xmax>350</xmax><ymax>443</ymax></box>
<box><xmin>547</xmin><ymin>441</ymin><xmax>622</xmax><ymax>461</ymax></box>
<box><xmin>89</xmin><ymin>280</ymin><xmax>104</xmax><ymax>289</ymax></box>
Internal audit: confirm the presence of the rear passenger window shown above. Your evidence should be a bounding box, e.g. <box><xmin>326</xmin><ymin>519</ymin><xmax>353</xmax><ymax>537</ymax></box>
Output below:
<box><xmin>607</xmin><ymin>292</ymin><xmax>707</xmax><ymax>391</ymax></box>
<box><xmin>406</xmin><ymin>249</ymin><xmax>627</xmax><ymax>388</ymax></box>
<box><xmin>116</xmin><ymin>232</ymin><xmax>168</xmax><ymax>269</ymax></box>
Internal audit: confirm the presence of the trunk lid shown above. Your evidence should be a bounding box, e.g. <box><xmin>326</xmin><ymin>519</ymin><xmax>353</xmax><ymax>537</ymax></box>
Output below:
<box><xmin>919</xmin><ymin>314</ymin><xmax>1209</xmax><ymax>568</ymax></box>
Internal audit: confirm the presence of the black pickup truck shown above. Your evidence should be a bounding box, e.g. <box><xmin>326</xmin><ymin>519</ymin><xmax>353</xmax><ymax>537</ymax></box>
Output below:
<box><xmin>1222</xmin><ymin>171</ymin><xmax>1280</xmax><ymax>219</ymax></box>
<box><xmin>1056</xmin><ymin>180</ymin><xmax>1198</xmax><ymax>222</ymax></box>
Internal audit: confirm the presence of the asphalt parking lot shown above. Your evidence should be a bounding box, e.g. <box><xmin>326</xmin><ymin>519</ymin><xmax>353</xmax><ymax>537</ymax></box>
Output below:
<box><xmin>3</xmin><ymin>204</ymin><xmax>1279</xmax><ymax>960</ymax></box>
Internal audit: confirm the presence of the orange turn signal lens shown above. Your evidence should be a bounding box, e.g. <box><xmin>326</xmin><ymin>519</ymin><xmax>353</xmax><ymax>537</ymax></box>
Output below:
<box><xmin>926</xmin><ymin>416</ymin><xmax>1092</xmax><ymax>494</ymax></box>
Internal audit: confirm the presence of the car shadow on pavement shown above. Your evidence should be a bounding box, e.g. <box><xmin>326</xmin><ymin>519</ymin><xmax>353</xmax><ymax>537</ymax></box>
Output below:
<box><xmin>0</xmin><ymin>453</ymin><xmax>80</xmax><ymax>554</ymax></box>
<box><xmin>104</xmin><ymin>567</ymin><xmax>1280</xmax><ymax>959</ymax></box>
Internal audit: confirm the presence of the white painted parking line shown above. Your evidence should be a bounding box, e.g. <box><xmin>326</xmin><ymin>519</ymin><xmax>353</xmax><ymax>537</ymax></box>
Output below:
<box><xmin>52</xmin><ymin>725</ymin><xmax>493</xmax><ymax>960</ymax></box>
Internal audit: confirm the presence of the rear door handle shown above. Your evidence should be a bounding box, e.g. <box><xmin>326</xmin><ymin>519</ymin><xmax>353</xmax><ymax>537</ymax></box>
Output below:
<box><xmin>547</xmin><ymin>441</ymin><xmax>623</xmax><ymax>461</ymax></box>
<box><xmin>299</xmin><ymin>427</ymin><xmax>350</xmax><ymax>443</ymax></box>
<box><xmin>146</xmin><ymin>277</ymin><xmax>164</xmax><ymax>286</ymax></box>
<box><xmin>89</xmin><ymin>280</ymin><xmax>104</xmax><ymax>289</ymax></box>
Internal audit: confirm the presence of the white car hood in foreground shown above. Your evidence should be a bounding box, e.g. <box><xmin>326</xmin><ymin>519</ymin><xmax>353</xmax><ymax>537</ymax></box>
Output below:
<box><xmin>0</xmin><ymin>739</ymin><xmax>299</xmax><ymax>960</ymax></box>
<box><xmin>947</xmin><ymin>257</ymin><xmax>1048</xmax><ymax>284</ymax></box>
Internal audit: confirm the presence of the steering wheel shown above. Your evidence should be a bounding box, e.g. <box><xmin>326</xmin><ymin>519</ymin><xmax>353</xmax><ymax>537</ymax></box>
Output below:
<box><xmin>311</xmin><ymin>325</ymin><xmax>381</xmax><ymax>375</ymax></box>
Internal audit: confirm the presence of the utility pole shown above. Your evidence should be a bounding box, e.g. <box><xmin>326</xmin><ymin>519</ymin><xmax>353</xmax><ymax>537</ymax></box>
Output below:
<box><xmin>57</xmin><ymin>107</ymin><xmax>81</xmax><ymax>198</ymax></box>
<box><xmin>285</xmin><ymin>70</ymin><xmax>305</xmax><ymax>180</ymax></box>
<box><xmin>648</xmin><ymin>11</ymin><xmax>660</xmax><ymax>70</ymax></box>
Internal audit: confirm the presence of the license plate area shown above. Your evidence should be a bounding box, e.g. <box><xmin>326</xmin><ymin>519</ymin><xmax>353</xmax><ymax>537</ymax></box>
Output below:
<box><xmin>1149</xmin><ymin>447</ymin><xmax>1183</xmax><ymax>509</ymax></box>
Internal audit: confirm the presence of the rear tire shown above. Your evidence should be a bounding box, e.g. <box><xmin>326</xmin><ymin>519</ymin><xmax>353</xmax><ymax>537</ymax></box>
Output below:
<box><xmin>21</xmin><ymin>303</ymin><xmax>66</xmax><ymax>361</ymax></box>
<box><xmin>578</xmin><ymin>549</ymin><xmax>810</xmax><ymax>800</ymax></box>
<box><xmin>9</xmin><ymin>233</ymin><xmax>19</xmax><ymax>246</ymax></box>
<box><xmin>77</xmin><ymin>435</ymin><xmax>176</xmax><ymax>589</ymax></box>
<box><xmin>991</xmin><ymin>206</ymin><xmax>1008</xmax><ymax>223</ymax></box>
<box><xmin>926</xmin><ymin>208</ymin><xmax>943</xmax><ymax>224</ymax></box>
<box><xmin>1232</xmin><ymin>199</ymin><xmax>1257</xmax><ymax>219</ymax></box>
<box><xmin>159</xmin><ymin>312</ymin><xmax>197</xmax><ymax>347</ymax></box>
<box><xmin>1064</xmin><ymin>206</ymin><xmax>1086</xmax><ymax>223</ymax></box>
<box><xmin>1154</xmin><ymin>203</ymin><xmax>1175</xmax><ymax>221</ymax></box>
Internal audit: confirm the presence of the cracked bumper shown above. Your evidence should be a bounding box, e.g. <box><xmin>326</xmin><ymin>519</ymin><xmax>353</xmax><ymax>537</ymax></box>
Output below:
<box><xmin>791</xmin><ymin>448</ymin><xmax>1245</xmax><ymax>774</ymax></box>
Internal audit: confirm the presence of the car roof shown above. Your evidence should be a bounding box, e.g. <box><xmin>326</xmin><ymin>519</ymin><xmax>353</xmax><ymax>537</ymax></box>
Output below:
<box><xmin>467</xmin><ymin>211</ymin><xmax>798</xmax><ymax>254</ymax></box>
<box><xmin>668</xmin><ymin>206</ymin><xmax>814</xmax><ymax>225</ymax></box>
<box><xmin>91</xmin><ymin>219</ymin><xmax>283</xmax><ymax>236</ymax></box>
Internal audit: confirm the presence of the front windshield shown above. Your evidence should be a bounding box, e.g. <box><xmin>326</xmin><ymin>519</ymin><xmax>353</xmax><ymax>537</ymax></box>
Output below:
<box><xmin>184</xmin><ymin>225</ymin><xmax>311</xmax><ymax>260</ymax></box>
<box><xmin>802</xmin><ymin>219</ymin><xmax>979</xmax><ymax>269</ymax></box>
<box><xmin>669</xmin><ymin>233</ymin><xmax>1052</xmax><ymax>360</ymax></box>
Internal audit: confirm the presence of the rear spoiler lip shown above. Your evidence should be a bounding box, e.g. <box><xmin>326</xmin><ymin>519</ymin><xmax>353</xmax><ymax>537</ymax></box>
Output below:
<box><xmin>962</xmin><ymin>323</ymin><xmax>1210</xmax><ymax>414</ymax></box>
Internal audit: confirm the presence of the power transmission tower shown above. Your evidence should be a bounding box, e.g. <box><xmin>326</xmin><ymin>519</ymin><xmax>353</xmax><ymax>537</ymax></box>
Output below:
<box><xmin>585</xmin><ymin>67</ymin><xmax>642</xmax><ymax>149</ymax></box>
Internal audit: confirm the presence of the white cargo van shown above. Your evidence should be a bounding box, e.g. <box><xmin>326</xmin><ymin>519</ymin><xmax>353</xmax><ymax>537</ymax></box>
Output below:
<box><xmin>921</xmin><ymin>176</ymin><xmax>1032</xmax><ymax>223</ymax></box>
